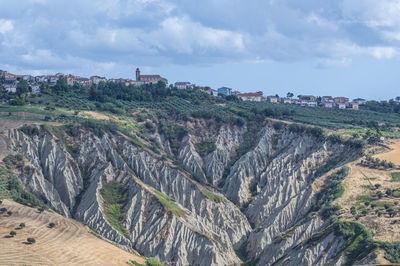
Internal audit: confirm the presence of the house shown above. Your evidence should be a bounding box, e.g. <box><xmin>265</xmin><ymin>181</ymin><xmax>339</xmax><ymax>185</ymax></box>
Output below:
<box><xmin>205</xmin><ymin>89</ymin><xmax>218</xmax><ymax>96</ymax></box>
<box><xmin>31</xmin><ymin>85</ymin><xmax>40</xmax><ymax>93</ymax></box>
<box><xmin>353</xmin><ymin>98</ymin><xmax>366</xmax><ymax>105</ymax></box>
<box><xmin>76</xmin><ymin>77</ymin><xmax>92</xmax><ymax>87</ymax></box>
<box><xmin>322</xmin><ymin>96</ymin><xmax>334</xmax><ymax>103</ymax></box>
<box><xmin>238</xmin><ymin>92</ymin><xmax>263</xmax><ymax>102</ymax></box>
<box><xmin>324</xmin><ymin>102</ymin><xmax>333</xmax><ymax>108</ymax></box>
<box><xmin>3</xmin><ymin>83</ymin><xmax>17</xmax><ymax>93</ymax></box>
<box><xmin>267</xmin><ymin>95</ymin><xmax>279</xmax><ymax>103</ymax></box>
<box><xmin>175</xmin><ymin>82</ymin><xmax>193</xmax><ymax>90</ymax></box>
<box><xmin>299</xmin><ymin>99</ymin><xmax>317</xmax><ymax>107</ymax></box>
<box><xmin>280</xmin><ymin>98</ymin><xmax>292</xmax><ymax>104</ymax></box>
<box><xmin>47</xmin><ymin>75</ymin><xmax>59</xmax><ymax>85</ymax></box>
<box><xmin>298</xmin><ymin>95</ymin><xmax>316</xmax><ymax>101</ymax></box>
<box><xmin>337</xmin><ymin>103</ymin><xmax>346</xmax><ymax>109</ymax></box>
<box><xmin>66</xmin><ymin>75</ymin><xmax>76</xmax><ymax>86</ymax></box>
<box><xmin>90</xmin><ymin>75</ymin><xmax>107</xmax><ymax>85</ymax></box>
<box><xmin>23</xmin><ymin>75</ymin><xmax>34</xmax><ymax>82</ymax></box>
<box><xmin>333</xmin><ymin>97</ymin><xmax>349</xmax><ymax>104</ymax></box>
<box><xmin>4</xmin><ymin>73</ymin><xmax>17</xmax><ymax>83</ymax></box>
<box><xmin>35</xmin><ymin>76</ymin><xmax>48</xmax><ymax>83</ymax></box>
<box><xmin>217</xmin><ymin>87</ymin><xmax>232</xmax><ymax>96</ymax></box>
<box><xmin>348</xmin><ymin>102</ymin><xmax>359</xmax><ymax>110</ymax></box>
<box><xmin>136</xmin><ymin>68</ymin><xmax>168</xmax><ymax>85</ymax></box>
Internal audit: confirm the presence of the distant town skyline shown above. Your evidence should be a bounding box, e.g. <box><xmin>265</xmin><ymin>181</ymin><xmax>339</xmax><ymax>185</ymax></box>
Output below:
<box><xmin>1</xmin><ymin>0</ymin><xmax>400</xmax><ymax>100</ymax></box>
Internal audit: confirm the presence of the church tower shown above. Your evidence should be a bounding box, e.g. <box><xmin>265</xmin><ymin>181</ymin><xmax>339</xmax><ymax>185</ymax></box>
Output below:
<box><xmin>136</xmin><ymin>68</ymin><xmax>140</xmax><ymax>81</ymax></box>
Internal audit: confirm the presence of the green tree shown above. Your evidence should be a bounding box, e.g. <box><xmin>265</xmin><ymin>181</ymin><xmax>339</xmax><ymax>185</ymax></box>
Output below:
<box><xmin>49</xmin><ymin>222</ymin><xmax>55</xmax><ymax>228</ymax></box>
<box><xmin>27</xmin><ymin>237</ymin><xmax>36</xmax><ymax>244</ymax></box>
<box><xmin>10</xmin><ymin>231</ymin><xmax>16</xmax><ymax>237</ymax></box>
<box><xmin>286</xmin><ymin>92</ymin><xmax>294</xmax><ymax>98</ymax></box>
<box><xmin>16</xmin><ymin>80</ymin><xmax>29</xmax><ymax>96</ymax></box>
<box><xmin>19</xmin><ymin>223</ymin><xmax>25</xmax><ymax>228</ymax></box>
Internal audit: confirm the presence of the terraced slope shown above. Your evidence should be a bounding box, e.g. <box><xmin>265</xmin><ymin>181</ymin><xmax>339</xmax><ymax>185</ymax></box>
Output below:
<box><xmin>0</xmin><ymin>199</ymin><xmax>145</xmax><ymax>266</ymax></box>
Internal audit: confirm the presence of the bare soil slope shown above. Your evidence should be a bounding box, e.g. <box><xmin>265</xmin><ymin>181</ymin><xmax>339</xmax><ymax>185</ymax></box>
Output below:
<box><xmin>0</xmin><ymin>200</ymin><xmax>145</xmax><ymax>266</ymax></box>
<box><xmin>373</xmin><ymin>139</ymin><xmax>400</xmax><ymax>166</ymax></box>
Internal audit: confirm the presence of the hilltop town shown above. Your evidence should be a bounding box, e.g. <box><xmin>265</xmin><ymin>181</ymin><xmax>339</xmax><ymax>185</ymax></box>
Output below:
<box><xmin>0</xmin><ymin>68</ymin><xmax>370</xmax><ymax>110</ymax></box>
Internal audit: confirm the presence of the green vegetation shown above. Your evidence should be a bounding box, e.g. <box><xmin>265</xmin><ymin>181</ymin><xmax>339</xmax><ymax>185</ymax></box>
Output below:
<box><xmin>333</xmin><ymin>221</ymin><xmax>377</xmax><ymax>265</ymax></box>
<box><xmin>20</xmin><ymin>124</ymin><xmax>40</xmax><ymax>136</ymax></box>
<box><xmin>195</xmin><ymin>141</ymin><xmax>216</xmax><ymax>157</ymax></box>
<box><xmin>100</xmin><ymin>183</ymin><xmax>129</xmax><ymax>237</ymax></box>
<box><xmin>153</xmin><ymin>190</ymin><xmax>185</xmax><ymax>218</ymax></box>
<box><xmin>146</xmin><ymin>257</ymin><xmax>164</xmax><ymax>266</ymax></box>
<box><xmin>9</xmin><ymin>230</ymin><xmax>16</xmax><ymax>237</ymax></box>
<box><xmin>160</xmin><ymin>122</ymin><xmax>187</xmax><ymax>155</ymax></box>
<box><xmin>49</xmin><ymin>222</ymin><xmax>55</xmax><ymax>228</ymax></box>
<box><xmin>130</xmin><ymin>258</ymin><xmax>165</xmax><ymax>266</ymax></box>
<box><xmin>0</xmin><ymin>167</ymin><xmax>48</xmax><ymax>208</ymax></box>
<box><xmin>379</xmin><ymin>242</ymin><xmax>400</xmax><ymax>263</ymax></box>
<box><xmin>19</xmin><ymin>223</ymin><xmax>25</xmax><ymax>228</ymax></box>
<box><xmin>311</xmin><ymin>167</ymin><xmax>349</xmax><ymax>218</ymax></box>
<box><xmin>391</xmin><ymin>172</ymin><xmax>400</xmax><ymax>182</ymax></box>
<box><xmin>27</xmin><ymin>237</ymin><xmax>36</xmax><ymax>244</ymax></box>
<box><xmin>201</xmin><ymin>189</ymin><xmax>225</xmax><ymax>203</ymax></box>
<box><xmin>3</xmin><ymin>154</ymin><xmax>24</xmax><ymax>169</ymax></box>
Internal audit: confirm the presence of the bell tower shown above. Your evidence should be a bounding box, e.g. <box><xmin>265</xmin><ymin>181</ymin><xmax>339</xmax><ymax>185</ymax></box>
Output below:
<box><xmin>136</xmin><ymin>68</ymin><xmax>140</xmax><ymax>81</ymax></box>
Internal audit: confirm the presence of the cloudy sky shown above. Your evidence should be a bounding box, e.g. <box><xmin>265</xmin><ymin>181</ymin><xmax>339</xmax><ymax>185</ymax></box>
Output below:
<box><xmin>1</xmin><ymin>0</ymin><xmax>400</xmax><ymax>99</ymax></box>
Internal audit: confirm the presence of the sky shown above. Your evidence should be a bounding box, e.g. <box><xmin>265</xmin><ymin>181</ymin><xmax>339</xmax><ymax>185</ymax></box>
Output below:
<box><xmin>0</xmin><ymin>0</ymin><xmax>400</xmax><ymax>100</ymax></box>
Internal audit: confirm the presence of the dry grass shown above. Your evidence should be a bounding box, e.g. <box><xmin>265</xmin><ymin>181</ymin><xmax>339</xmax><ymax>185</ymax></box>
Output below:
<box><xmin>373</xmin><ymin>139</ymin><xmax>400</xmax><ymax>166</ymax></box>
<box><xmin>0</xmin><ymin>200</ymin><xmax>145</xmax><ymax>265</ymax></box>
<box><xmin>334</xmin><ymin>160</ymin><xmax>400</xmax><ymax>242</ymax></box>
<box><xmin>80</xmin><ymin>111</ymin><xmax>117</xmax><ymax>121</ymax></box>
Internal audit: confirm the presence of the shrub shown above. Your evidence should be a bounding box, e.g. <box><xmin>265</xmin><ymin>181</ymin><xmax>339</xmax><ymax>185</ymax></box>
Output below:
<box><xmin>154</xmin><ymin>190</ymin><xmax>185</xmax><ymax>218</ymax></box>
<box><xmin>27</xmin><ymin>237</ymin><xmax>36</xmax><ymax>244</ymax></box>
<box><xmin>38</xmin><ymin>207</ymin><xmax>45</xmax><ymax>213</ymax></box>
<box><xmin>49</xmin><ymin>222</ymin><xmax>55</xmax><ymax>228</ymax></box>
<box><xmin>350</xmin><ymin>206</ymin><xmax>357</xmax><ymax>215</ymax></box>
<box><xmin>19</xmin><ymin>223</ymin><xmax>25</xmax><ymax>228</ymax></box>
<box><xmin>20</xmin><ymin>125</ymin><xmax>39</xmax><ymax>137</ymax></box>
<box><xmin>146</xmin><ymin>257</ymin><xmax>164</xmax><ymax>266</ymax></box>
<box><xmin>7</xmin><ymin>211</ymin><xmax>12</xmax><ymax>216</ymax></box>
<box><xmin>0</xmin><ymin>207</ymin><xmax>6</xmax><ymax>213</ymax></box>
<box><xmin>273</xmin><ymin>121</ymin><xmax>284</xmax><ymax>130</ymax></box>
<box><xmin>195</xmin><ymin>141</ymin><xmax>217</xmax><ymax>157</ymax></box>
<box><xmin>145</xmin><ymin>121</ymin><xmax>157</xmax><ymax>133</ymax></box>
<box><xmin>10</xmin><ymin>231</ymin><xmax>16</xmax><ymax>237</ymax></box>
<box><xmin>100</xmin><ymin>183</ymin><xmax>129</xmax><ymax>236</ymax></box>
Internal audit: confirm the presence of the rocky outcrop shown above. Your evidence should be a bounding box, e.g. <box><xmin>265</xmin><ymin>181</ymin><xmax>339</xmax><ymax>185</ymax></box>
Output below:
<box><xmin>2</xmin><ymin>121</ymin><xmax>362</xmax><ymax>265</ymax></box>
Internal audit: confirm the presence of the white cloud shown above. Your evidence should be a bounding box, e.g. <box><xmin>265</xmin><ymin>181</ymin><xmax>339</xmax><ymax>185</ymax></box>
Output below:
<box><xmin>150</xmin><ymin>16</ymin><xmax>245</xmax><ymax>54</ymax></box>
<box><xmin>0</xmin><ymin>19</ymin><xmax>13</xmax><ymax>34</ymax></box>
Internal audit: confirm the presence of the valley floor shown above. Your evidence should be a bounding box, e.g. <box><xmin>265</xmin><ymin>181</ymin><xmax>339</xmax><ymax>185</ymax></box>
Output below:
<box><xmin>0</xmin><ymin>199</ymin><xmax>145</xmax><ymax>266</ymax></box>
<box><xmin>332</xmin><ymin>139</ymin><xmax>400</xmax><ymax>264</ymax></box>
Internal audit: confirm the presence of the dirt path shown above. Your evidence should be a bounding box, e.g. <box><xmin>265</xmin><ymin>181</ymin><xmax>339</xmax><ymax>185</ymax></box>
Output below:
<box><xmin>0</xmin><ymin>200</ymin><xmax>145</xmax><ymax>265</ymax></box>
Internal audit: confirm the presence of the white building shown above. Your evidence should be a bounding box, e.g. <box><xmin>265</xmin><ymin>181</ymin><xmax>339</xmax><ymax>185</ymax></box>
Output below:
<box><xmin>90</xmin><ymin>76</ymin><xmax>107</xmax><ymax>85</ymax></box>
<box><xmin>3</xmin><ymin>84</ymin><xmax>17</xmax><ymax>93</ymax></box>
<box><xmin>175</xmin><ymin>82</ymin><xmax>194</xmax><ymax>90</ymax></box>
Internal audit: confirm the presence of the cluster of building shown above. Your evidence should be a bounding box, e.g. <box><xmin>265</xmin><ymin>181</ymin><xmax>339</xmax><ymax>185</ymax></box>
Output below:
<box><xmin>0</xmin><ymin>68</ymin><xmax>169</xmax><ymax>93</ymax></box>
<box><xmin>1</xmin><ymin>68</ymin><xmax>365</xmax><ymax>110</ymax></box>
<box><xmin>203</xmin><ymin>87</ymin><xmax>365</xmax><ymax>110</ymax></box>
